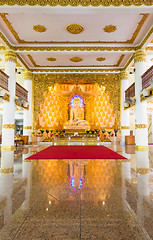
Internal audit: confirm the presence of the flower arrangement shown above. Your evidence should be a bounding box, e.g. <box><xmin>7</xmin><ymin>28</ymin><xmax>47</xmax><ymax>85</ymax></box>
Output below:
<box><xmin>114</xmin><ymin>129</ymin><xmax>118</xmax><ymax>137</ymax></box>
<box><xmin>85</xmin><ymin>129</ymin><xmax>90</xmax><ymax>134</ymax></box>
<box><xmin>40</xmin><ymin>129</ymin><xmax>44</xmax><ymax>135</ymax></box>
<box><xmin>107</xmin><ymin>130</ymin><xmax>112</xmax><ymax>137</ymax></box>
<box><xmin>102</xmin><ymin>129</ymin><xmax>106</xmax><ymax>134</ymax></box>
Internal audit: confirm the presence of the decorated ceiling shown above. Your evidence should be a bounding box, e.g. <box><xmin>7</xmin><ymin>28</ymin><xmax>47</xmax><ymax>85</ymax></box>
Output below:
<box><xmin>0</xmin><ymin>2</ymin><xmax>153</xmax><ymax>73</ymax></box>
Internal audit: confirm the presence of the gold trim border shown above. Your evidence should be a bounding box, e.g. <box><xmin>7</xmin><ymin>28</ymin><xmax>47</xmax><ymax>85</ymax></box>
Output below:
<box><xmin>0</xmin><ymin>1</ymin><xmax>152</xmax><ymax>7</ymax></box>
<box><xmin>1</xmin><ymin>145</ymin><xmax>15</xmax><ymax>151</ymax></box>
<box><xmin>135</xmin><ymin>124</ymin><xmax>147</xmax><ymax>129</ymax></box>
<box><xmin>135</xmin><ymin>145</ymin><xmax>149</xmax><ymax>151</ymax></box>
<box><xmin>2</xmin><ymin>124</ymin><xmax>15</xmax><ymax>129</ymax></box>
<box><xmin>121</xmin><ymin>126</ymin><xmax>130</xmax><ymax>130</ymax></box>
<box><xmin>23</xmin><ymin>126</ymin><xmax>32</xmax><ymax>130</ymax></box>
<box><xmin>136</xmin><ymin>168</ymin><xmax>149</xmax><ymax>175</ymax></box>
<box><xmin>1</xmin><ymin>167</ymin><xmax>13</xmax><ymax>174</ymax></box>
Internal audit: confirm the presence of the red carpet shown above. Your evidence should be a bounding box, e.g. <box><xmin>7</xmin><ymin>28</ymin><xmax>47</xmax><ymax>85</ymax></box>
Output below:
<box><xmin>26</xmin><ymin>145</ymin><xmax>127</xmax><ymax>160</ymax></box>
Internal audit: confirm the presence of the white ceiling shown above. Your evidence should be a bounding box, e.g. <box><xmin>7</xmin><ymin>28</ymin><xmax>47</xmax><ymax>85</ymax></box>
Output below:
<box><xmin>0</xmin><ymin>6</ymin><xmax>153</xmax><ymax>72</ymax></box>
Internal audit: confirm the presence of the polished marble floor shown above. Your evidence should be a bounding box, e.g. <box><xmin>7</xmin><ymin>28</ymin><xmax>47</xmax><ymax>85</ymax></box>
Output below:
<box><xmin>0</xmin><ymin>140</ymin><xmax>153</xmax><ymax>239</ymax></box>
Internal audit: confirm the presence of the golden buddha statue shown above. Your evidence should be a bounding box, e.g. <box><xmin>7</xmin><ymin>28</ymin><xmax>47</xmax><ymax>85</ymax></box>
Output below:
<box><xmin>70</xmin><ymin>96</ymin><xmax>84</xmax><ymax>121</ymax></box>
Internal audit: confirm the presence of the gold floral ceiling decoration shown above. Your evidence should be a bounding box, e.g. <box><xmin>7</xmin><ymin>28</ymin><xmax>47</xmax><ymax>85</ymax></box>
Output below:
<box><xmin>33</xmin><ymin>25</ymin><xmax>47</xmax><ymax>33</ymax></box>
<box><xmin>47</xmin><ymin>57</ymin><xmax>56</xmax><ymax>61</ymax></box>
<box><xmin>66</xmin><ymin>24</ymin><xmax>84</xmax><ymax>34</ymax></box>
<box><xmin>70</xmin><ymin>57</ymin><xmax>83</xmax><ymax>62</ymax></box>
<box><xmin>103</xmin><ymin>25</ymin><xmax>117</xmax><ymax>33</ymax></box>
<box><xmin>96</xmin><ymin>57</ymin><xmax>106</xmax><ymax>61</ymax></box>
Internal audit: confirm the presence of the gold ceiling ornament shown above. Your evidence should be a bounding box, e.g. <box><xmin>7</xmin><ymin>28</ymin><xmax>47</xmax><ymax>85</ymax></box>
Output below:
<box><xmin>66</xmin><ymin>24</ymin><xmax>84</xmax><ymax>34</ymax></box>
<box><xmin>0</xmin><ymin>0</ymin><xmax>152</xmax><ymax>7</ymax></box>
<box><xmin>135</xmin><ymin>123</ymin><xmax>147</xmax><ymax>129</ymax></box>
<box><xmin>120</xmin><ymin>71</ymin><xmax>129</xmax><ymax>80</ymax></box>
<box><xmin>2</xmin><ymin>124</ymin><xmax>15</xmax><ymax>129</ymax></box>
<box><xmin>33</xmin><ymin>24</ymin><xmax>47</xmax><ymax>33</ymax></box>
<box><xmin>134</xmin><ymin>50</ymin><xmax>146</xmax><ymax>63</ymax></box>
<box><xmin>96</xmin><ymin>57</ymin><xmax>105</xmax><ymax>62</ymax></box>
<box><xmin>103</xmin><ymin>25</ymin><xmax>117</xmax><ymax>33</ymax></box>
<box><xmin>47</xmin><ymin>57</ymin><xmax>56</xmax><ymax>61</ymax></box>
<box><xmin>70</xmin><ymin>57</ymin><xmax>83</xmax><ymax>62</ymax></box>
<box><xmin>1</xmin><ymin>167</ymin><xmax>13</xmax><ymax>174</ymax></box>
<box><xmin>24</xmin><ymin>71</ymin><xmax>33</xmax><ymax>80</ymax></box>
<box><xmin>0</xmin><ymin>13</ymin><xmax>148</xmax><ymax>45</ymax></box>
<box><xmin>136</xmin><ymin>168</ymin><xmax>149</xmax><ymax>175</ymax></box>
<box><xmin>5</xmin><ymin>50</ymin><xmax>17</xmax><ymax>63</ymax></box>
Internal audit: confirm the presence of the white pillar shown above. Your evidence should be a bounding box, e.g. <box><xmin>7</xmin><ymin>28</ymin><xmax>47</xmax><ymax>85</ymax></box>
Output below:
<box><xmin>134</xmin><ymin>50</ymin><xmax>148</xmax><ymax>150</ymax></box>
<box><xmin>120</xmin><ymin>71</ymin><xmax>130</xmax><ymax>144</ymax></box>
<box><xmin>1</xmin><ymin>50</ymin><xmax>17</xmax><ymax>151</ymax></box>
<box><xmin>23</xmin><ymin>72</ymin><xmax>33</xmax><ymax>143</ymax></box>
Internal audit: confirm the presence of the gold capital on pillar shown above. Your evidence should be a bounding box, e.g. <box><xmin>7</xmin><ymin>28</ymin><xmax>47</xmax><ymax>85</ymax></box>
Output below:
<box><xmin>134</xmin><ymin>50</ymin><xmax>146</xmax><ymax>63</ymax></box>
<box><xmin>5</xmin><ymin>50</ymin><xmax>17</xmax><ymax>63</ymax></box>
<box><xmin>2</xmin><ymin>123</ymin><xmax>15</xmax><ymax>129</ymax></box>
<box><xmin>24</xmin><ymin>71</ymin><xmax>33</xmax><ymax>80</ymax></box>
<box><xmin>120</xmin><ymin>71</ymin><xmax>129</xmax><ymax>80</ymax></box>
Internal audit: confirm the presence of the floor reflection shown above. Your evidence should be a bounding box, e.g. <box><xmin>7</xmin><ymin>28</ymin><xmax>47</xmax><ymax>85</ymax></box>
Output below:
<box><xmin>0</xmin><ymin>141</ymin><xmax>152</xmax><ymax>239</ymax></box>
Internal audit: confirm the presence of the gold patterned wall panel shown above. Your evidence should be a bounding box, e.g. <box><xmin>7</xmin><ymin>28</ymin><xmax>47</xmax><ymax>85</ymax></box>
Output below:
<box><xmin>33</xmin><ymin>73</ymin><xmax>120</xmax><ymax>128</ymax></box>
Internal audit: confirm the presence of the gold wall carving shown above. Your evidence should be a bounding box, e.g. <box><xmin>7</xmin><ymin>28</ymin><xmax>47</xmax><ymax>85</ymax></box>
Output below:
<box><xmin>0</xmin><ymin>0</ymin><xmax>152</xmax><ymax>7</ymax></box>
<box><xmin>1</xmin><ymin>167</ymin><xmax>13</xmax><ymax>174</ymax></box>
<box><xmin>120</xmin><ymin>71</ymin><xmax>129</xmax><ymax>80</ymax></box>
<box><xmin>33</xmin><ymin>73</ymin><xmax>120</xmax><ymax>128</ymax></box>
<box><xmin>5</xmin><ymin>50</ymin><xmax>17</xmax><ymax>63</ymax></box>
<box><xmin>1</xmin><ymin>93</ymin><xmax>10</xmax><ymax>102</ymax></box>
<box><xmin>134</xmin><ymin>50</ymin><xmax>146</xmax><ymax>63</ymax></box>
<box><xmin>135</xmin><ymin>123</ymin><xmax>147</xmax><ymax>129</ymax></box>
<box><xmin>2</xmin><ymin>123</ymin><xmax>15</xmax><ymax>129</ymax></box>
<box><xmin>104</xmin><ymin>25</ymin><xmax>117</xmax><ymax>33</ymax></box>
<box><xmin>66</xmin><ymin>24</ymin><xmax>84</xmax><ymax>34</ymax></box>
<box><xmin>136</xmin><ymin>168</ymin><xmax>149</xmax><ymax>175</ymax></box>
<box><xmin>121</xmin><ymin>126</ymin><xmax>130</xmax><ymax>130</ymax></box>
<box><xmin>33</xmin><ymin>24</ymin><xmax>46</xmax><ymax>32</ymax></box>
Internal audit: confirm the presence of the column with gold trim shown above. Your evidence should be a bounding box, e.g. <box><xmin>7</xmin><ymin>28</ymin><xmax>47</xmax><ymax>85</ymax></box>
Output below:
<box><xmin>1</xmin><ymin>50</ymin><xmax>17</xmax><ymax>151</ymax></box>
<box><xmin>134</xmin><ymin>50</ymin><xmax>148</xmax><ymax>149</ymax></box>
<box><xmin>23</xmin><ymin>72</ymin><xmax>33</xmax><ymax>143</ymax></box>
<box><xmin>120</xmin><ymin>71</ymin><xmax>130</xmax><ymax>144</ymax></box>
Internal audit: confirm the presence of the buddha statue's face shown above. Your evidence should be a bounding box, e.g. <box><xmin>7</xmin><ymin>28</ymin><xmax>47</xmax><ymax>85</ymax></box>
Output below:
<box><xmin>73</xmin><ymin>98</ymin><xmax>81</xmax><ymax>108</ymax></box>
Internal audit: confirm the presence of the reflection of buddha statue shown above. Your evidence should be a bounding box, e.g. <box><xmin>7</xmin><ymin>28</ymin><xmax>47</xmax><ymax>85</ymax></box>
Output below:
<box><xmin>70</xmin><ymin>97</ymin><xmax>84</xmax><ymax>121</ymax></box>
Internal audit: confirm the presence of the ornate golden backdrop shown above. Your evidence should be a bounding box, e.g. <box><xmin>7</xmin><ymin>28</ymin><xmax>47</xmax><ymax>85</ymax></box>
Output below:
<box><xmin>33</xmin><ymin>73</ymin><xmax>120</xmax><ymax>128</ymax></box>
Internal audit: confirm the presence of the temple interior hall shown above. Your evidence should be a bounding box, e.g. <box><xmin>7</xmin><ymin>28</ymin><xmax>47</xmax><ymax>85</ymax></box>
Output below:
<box><xmin>0</xmin><ymin>1</ymin><xmax>153</xmax><ymax>239</ymax></box>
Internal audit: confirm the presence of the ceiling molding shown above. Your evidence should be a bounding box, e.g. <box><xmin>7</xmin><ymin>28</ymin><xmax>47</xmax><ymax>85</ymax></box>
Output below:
<box><xmin>32</xmin><ymin>68</ymin><xmax>120</xmax><ymax>73</ymax></box>
<box><xmin>0</xmin><ymin>0</ymin><xmax>152</xmax><ymax>7</ymax></box>
<box><xmin>0</xmin><ymin>13</ymin><xmax>149</xmax><ymax>45</ymax></box>
<box><xmin>27</xmin><ymin>54</ymin><xmax>125</xmax><ymax>68</ymax></box>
